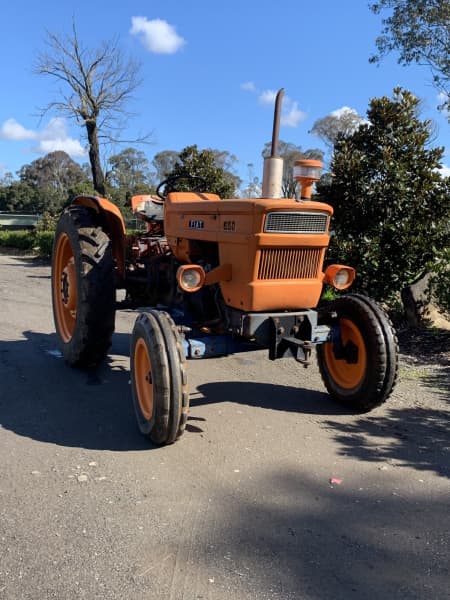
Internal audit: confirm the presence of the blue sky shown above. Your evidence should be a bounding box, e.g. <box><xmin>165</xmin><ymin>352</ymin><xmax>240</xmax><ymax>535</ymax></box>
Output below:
<box><xmin>0</xmin><ymin>0</ymin><xmax>449</xmax><ymax>187</ymax></box>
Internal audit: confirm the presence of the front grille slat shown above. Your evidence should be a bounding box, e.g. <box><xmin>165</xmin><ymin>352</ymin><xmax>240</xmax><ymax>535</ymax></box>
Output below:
<box><xmin>258</xmin><ymin>248</ymin><xmax>322</xmax><ymax>280</ymax></box>
<box><xmin>265</xmin><ymin>211</ymin><xmax>328</xmax><ymax>234</ymax></box>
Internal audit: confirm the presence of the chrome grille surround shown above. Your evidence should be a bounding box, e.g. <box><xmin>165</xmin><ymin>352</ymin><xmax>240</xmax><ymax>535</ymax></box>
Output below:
<box><xmin>264</xmin><ymin>211</ymin><xmax>328</xmax><ymax>234</ymax></box>
<box><xmin>258</xmin><ymin>248</ymin><xmax>322</xmax><ymax>280</ymax></box>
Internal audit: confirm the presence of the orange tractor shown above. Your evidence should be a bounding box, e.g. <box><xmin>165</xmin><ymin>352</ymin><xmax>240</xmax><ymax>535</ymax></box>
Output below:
<box><xmin>51</xmin><ymin>90</ymin><xmax>398</xmax><ymax>445</ymax></box>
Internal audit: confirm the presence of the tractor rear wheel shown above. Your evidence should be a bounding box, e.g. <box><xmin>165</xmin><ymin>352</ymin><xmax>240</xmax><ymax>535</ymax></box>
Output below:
<box><xmin>317</xmin><ymin>294</ymin><xmax>398</xmax><ymax>412</ymax></box>
<box><xmin>130</xmin><ymin>310</ymin><xmax>189</xmax><ymax>445</ymax></box>
<box><xmin>51</xmin><ymin>206</ymin><xmax>116</xmax><ymax>367</ymax></box>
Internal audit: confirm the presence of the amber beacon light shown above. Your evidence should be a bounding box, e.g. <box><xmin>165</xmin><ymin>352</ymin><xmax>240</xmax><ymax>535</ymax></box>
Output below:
<box><xmin>293</xmin><ymin>159</ymin><xmax>323</xmax><ymax>200</ymax></box>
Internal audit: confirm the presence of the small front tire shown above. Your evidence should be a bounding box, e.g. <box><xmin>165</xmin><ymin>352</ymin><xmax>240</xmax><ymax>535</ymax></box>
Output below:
<box><xmin>130</xmin><ymin>310</ymin><xmax>188</xmax><ymax>445</ymax></box>
<box><xmin>317</xmin><ymin>294</ymin><xmax>398</xmax><ymax>412</ymax></box>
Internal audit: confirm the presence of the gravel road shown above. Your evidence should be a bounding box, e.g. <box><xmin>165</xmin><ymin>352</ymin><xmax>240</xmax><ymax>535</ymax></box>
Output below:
<box><xmin>0</xmin><ymin>254</ymin><xmax>448</xmax><ymax>600</ymax></box>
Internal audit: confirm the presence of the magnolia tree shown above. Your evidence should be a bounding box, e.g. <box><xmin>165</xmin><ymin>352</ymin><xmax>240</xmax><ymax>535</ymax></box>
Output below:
<box><xmin>317</xmin><ymin>88</ymin><xmax>450</xmax><ymax>307</ymax></box>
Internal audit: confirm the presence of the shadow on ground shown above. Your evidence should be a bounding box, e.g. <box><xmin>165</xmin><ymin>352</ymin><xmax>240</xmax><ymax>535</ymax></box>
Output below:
<box><xmin>173</xmin><ymin>468</ymin><xmax>449</xmax><ymax>600</ymax></box>
<box><xmin>323</xmin><ymin>404</ymin><xmax>449</xmax><ymax>478</ymax></box>
<box><xmin>194</xmin><ymin>381</ymin><xmax>350</xmax><ymax>416</ymax></box>
<box><xmin>1</xmin><ymin>329</ymin><xmax>350</xmax><ymax>451</ymax></box>
<box><xmin>0</xmin><ymin>329</ymin><xmax>151</xmax><ymax>451</ymax></box>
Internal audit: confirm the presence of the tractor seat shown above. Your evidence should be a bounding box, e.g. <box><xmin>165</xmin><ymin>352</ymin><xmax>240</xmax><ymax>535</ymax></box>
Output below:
<box><xmin>131</xmin><ymin>195</ymin><xmax>164</xmax><ymax>222</ymax></box>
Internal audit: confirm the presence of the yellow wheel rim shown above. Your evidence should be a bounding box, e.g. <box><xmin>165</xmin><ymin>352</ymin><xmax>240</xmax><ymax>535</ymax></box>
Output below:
<box><xmin>134</xmin><ymin>338</ymin><xmax>153</xmax><ymax>420</ymax></box>
<box><xmin>53</xmin><ymin>233</ymin><xmax>77</xmax><ymax>342</ymax></box>
<box><xmin>324</xmin><ymin>318</ymin><xmax>367</xmax><ymax>390</ymax></box>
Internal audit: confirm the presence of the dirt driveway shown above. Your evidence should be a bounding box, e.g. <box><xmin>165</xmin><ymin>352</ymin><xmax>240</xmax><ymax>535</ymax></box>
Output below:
<box><xmin>0</xmin><ymin>254</ymin><xmax>448</xmax><ymax>600</ymax></box>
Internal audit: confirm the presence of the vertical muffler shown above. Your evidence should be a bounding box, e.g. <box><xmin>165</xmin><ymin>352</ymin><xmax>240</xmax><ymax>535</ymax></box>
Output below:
<box><xmin>261</xmin><ymin>88</ymin><xmax>284</xmax><ymax>198</ymax></box>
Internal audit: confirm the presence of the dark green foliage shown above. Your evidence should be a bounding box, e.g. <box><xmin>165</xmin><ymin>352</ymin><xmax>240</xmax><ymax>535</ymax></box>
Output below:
<box><xmin>0</xmin><ymin>152</ymin><xmax>92</xmax><ymax>216</ymax></box>
<box><xmin>35</xmin><ymin>231</ymin><xmax>55</xmax><ymax>257</ymax></box>
<box><xmin>0</xmin><ymin>230</ymin><xmax>35</xmax><ymax>251</ymax></box>
<box><xmin>317</xmin><ymin>88</ymin><xmax>450</xmax><ymax>304</ymax></box>
<box><xmin>163</xmin><ymin>145</ymin><xmax>238</xmax><ymax>198</ymax></box>
<box><xmin>0</xmin><ymin>229</ymin><xmax>54</xmax><ymax>257</ymax></box>
<box><xmin>0</xmin><ymin>181</ymin><xmax>41</xmax><ymax>213</ymax></box>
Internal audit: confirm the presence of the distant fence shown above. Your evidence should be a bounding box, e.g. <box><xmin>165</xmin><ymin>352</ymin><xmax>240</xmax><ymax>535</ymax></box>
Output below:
<box><xmin>0</xmin><ymin>213</ymin><xmax>40</xmax><ymax>230</ymax></box>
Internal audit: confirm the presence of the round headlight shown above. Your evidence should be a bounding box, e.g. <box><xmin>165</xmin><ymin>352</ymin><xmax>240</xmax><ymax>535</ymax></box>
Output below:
<box><xmin>333</xmin><ymin>269</ymin><xmax>351</xmax><ymax>287</ymax></box>
<box><xmin>324</xmin><ymin>264</ymin><xmax>355</xmax><ymax>290</ymax></box>
<box><xmin>176</xmin><ymin>265</ymin><xmax>205</xmax><ymax>292</ymax></box>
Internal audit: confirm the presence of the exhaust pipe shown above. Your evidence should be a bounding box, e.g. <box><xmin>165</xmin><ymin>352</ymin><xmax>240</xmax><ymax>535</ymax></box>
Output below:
<box><xmin>261</xmin><ymin>88</ymin><xmax>284</xmax><ymax>198</ymax></box>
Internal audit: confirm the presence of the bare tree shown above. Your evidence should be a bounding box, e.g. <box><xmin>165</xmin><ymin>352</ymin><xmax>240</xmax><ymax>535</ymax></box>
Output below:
<box><xmin>35</xmin><ymin>22</ymin><xmax>145</xmax><ymax>196</ymax></box>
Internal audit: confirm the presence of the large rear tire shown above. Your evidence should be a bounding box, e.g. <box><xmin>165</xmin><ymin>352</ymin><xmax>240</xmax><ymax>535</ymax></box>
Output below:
<box><xmin>130</xmin><ymin>310</ymin><xmax>189</xmax><ymax>445</ymax></box>
<box><xmin>317</xmin><ymin>294</ymin><xmax>398</xmax><ymax>412</ymax></box>
<box><xmin>51</xmin><ymin>206</ymin><xmax>116</xmax><ymax>367</ymax></box>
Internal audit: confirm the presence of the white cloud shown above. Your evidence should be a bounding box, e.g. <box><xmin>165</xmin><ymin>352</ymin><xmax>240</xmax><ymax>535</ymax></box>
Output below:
<box><xmin>281</xmin><ymin>99</ymin><xmax>306</xmax><ymax>127</ymax></box>
<box><xmin>32</xmin><ymin>117</ymin><xmax>86</xmax><ymax>157</ymax></box>
<box><xmin>331</xmin><ymin>106</ymin><xmax>356</xmax><ymax>118</ymax></box>
<box><xmin>242</xmin><ymin>84</ymin><xmax>306</xmax><ymax>128</ymax></box>
<box><xmin>0</xmin><ymin>116</ymin><xmax>86</xmax><ymax>158</ymax></box>
<box><xmin>130</xmin><ymin>16</ymin><xmax>185</xmax><ymax>54</ymax></box>
<box><xmin>36</xmin><ymin>137</ymin><xmax>86</xmax><ymax>157</ymax></box>
<box><xmin>439</xmin><ymin>164</ymin><xmax>450</xmax><ymax>178</ymax></box>
<box><xmin>259</xmin><ymin>89</ymin><xmax>277</xmax><ymax>105</ymax></box>
<box><xmin>241</xmin><ymin>81</ymin><xmax>256</xmax><ymax>92</ymax></box>
<box><xmin>0</xmin><ymin>118</ymin><xmax>37</xmax><ymax>141</ymax></box>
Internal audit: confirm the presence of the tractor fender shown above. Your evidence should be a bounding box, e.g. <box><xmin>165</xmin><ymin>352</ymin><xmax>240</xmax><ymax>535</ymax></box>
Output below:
<box><xmin>72</xmin><ymin>195</ymin><xmax>126</xmax><ymax>282</ymax></box>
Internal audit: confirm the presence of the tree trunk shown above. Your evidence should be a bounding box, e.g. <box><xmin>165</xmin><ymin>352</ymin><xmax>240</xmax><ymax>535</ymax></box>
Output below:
<box><xmin>401</xmin><ymin>272</ymin><xmax>450</xmax><ymax>330</ymax></box>
<box><xmin>86</xmin><ymin>121</ymin><xmax>106</xmax><ymax>197</ymax></box>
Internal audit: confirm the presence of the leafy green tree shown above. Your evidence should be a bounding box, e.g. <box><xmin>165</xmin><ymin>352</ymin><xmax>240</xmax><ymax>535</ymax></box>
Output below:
<box><xmin>17</xmin><ymin>151</ymin><xmax>89</xmax><ymax>214</ymax></box>
<box><xmin>163</xmin><ymin>145</ymin><xmax>238</xmax><ymax>197</ymax></box>
<box><xmin>262</xmin><ymin>140</ymin><xmax>324</xmax><ymax>198</ymax></box>
<box><xmin>19</xmin><ymin>151</ymin><xmax>86</xmax><ymax>193</ymax></box>
<box><xmin>0</xmin><ymin>181</ymin><xmax>42</xmax><ymax>213</ymax></box>
<box><xmin>105</xmin><ymin>147</ymin><xmax>154</xmax><ymax>215</ymax></box>
<box><xmin>370</xmin><ymin>0</ymin><xmax>450</xmax><ymax>115</ymax></box>
<box><xmin>152</xmin><ymin>150</ymin><xmax>180</xmax><ymax>182</ymax></box>
<box><xmin>107</xmin><ymin>147</ymin><xmax>154</xmax><ymax>190</ymax></box>
<box><xmin>317</xmin><ymin>88</ymin><xmax>450</xmax><ymax>304</ymax></box>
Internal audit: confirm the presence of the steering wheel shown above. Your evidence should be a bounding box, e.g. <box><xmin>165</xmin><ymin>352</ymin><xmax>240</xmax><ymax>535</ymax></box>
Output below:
<box><xmin>156</xmin><ymin>174</ymin><xmax>208</xmax><ymax>200</ymax></box>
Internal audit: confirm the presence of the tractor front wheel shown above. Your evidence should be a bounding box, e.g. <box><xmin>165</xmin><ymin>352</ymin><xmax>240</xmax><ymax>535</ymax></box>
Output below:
<box><xmin>317</xmin><ymin>294</ymin><xmax>398</xmax><ymax>412</ymax></box>
<box><xmin>51</xmin><ymin>206</ymin><xmax>116</xmax><ymax>367</ymax></box>
<box><xmin>130</xmin><ymin>310</ymin><xmax>189</xmax><ymax>445</ymax></box>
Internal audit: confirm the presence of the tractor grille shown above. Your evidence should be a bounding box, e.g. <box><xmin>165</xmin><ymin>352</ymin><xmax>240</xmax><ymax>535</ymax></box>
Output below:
<box><xmin>264</xmin><ymin>211</ymin><xmax>328</xmax><ymax>233</ymax></box>
<box><xmin>258</xmin><ymin>248</ymin><xmax>323</xmax><ymax>280</ymax></box>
